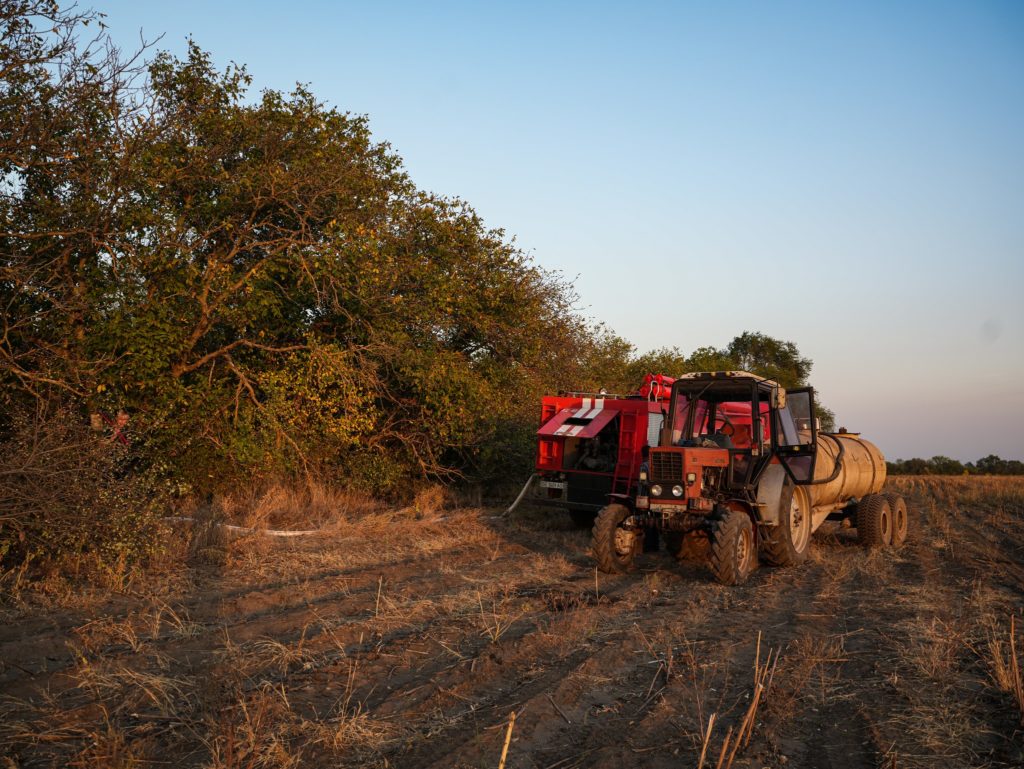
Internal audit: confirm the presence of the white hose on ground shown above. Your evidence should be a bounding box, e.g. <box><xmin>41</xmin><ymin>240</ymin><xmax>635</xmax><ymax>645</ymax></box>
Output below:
<box><xmin>163</xmin><ymin>516</ymin><xmax>320</xmax><ymax>537</ymax></box>
<box><xmin>503</xmin><ymin>473</ymin><xmax>537</xmax><ymax>516</ymax></box>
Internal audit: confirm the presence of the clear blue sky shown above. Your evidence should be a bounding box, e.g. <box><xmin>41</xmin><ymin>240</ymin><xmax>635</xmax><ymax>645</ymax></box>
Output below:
<box><xmin>98</xmin><ymin>0</ymin><xmax>1024</xmax><ymax>462</ymax></box>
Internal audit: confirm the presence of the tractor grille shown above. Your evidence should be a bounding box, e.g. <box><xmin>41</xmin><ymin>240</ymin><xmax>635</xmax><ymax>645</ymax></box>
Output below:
<box><xmin>650</xmin><ymin>451</ymin><xmax>683</xmax><ymax>481</ymax></box>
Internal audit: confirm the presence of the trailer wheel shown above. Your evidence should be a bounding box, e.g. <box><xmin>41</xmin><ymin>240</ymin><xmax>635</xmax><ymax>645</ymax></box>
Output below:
<box><xmin>709</xmin><ymin>508</ymin><xmax>757</xmax><ymax>586</ymax></box>
<box><xmin>856</xmin><ymin>494</ymin><xmax>892</xmax><ymax>547</ymax></box>
<box><xmin>592</xmin><ymin>504</ymin><xmax>641</xmax><ymax>573</ymax></box>
<box><xmin>761</xmin><ymin>485</ymin><xmax>812</xmax><ymax>566</ymax></box>
<box><xmin>885</xmin><ymin>494</ymin><xmax>908</xmax><ymax>547</ymax></box>
<box><xmin>569</xmin><ymin>509</ymin><xmax>596</xmax><ymax>529</ymax></box>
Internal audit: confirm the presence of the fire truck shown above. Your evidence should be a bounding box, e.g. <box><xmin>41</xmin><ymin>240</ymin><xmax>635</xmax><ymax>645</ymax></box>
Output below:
<box><xmin>520</xmin><ymin>375</ymin><xmax>674</xmax><ymax>526</ymax></box>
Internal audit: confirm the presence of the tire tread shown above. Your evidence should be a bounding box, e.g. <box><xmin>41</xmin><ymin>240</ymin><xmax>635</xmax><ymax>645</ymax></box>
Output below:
<box><xmin>857</xmin><ymin>494</ymin><xmax>892</xmax><ymax>547</ymax></box>
<box><xmin>592</xmin><ymin>504</ymin><xmax>638</xmax><ymax>573</ymax></box>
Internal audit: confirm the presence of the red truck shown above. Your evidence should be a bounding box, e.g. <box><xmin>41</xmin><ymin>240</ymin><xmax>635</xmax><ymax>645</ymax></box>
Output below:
<box><xmin>522</xmin><ymin>375</ymin><xmax>674</xmax><ymax>526</ymax></box>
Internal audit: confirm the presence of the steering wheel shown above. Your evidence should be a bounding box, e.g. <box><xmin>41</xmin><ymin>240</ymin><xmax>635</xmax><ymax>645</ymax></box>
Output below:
<box><xmin>715</xmin><ymin>411</ymin><xmax>735</xmax><ymax>433</ymax></box>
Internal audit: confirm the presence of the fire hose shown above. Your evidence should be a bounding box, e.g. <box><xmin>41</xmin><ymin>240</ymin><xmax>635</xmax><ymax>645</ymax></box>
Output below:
<box><xmin>503</xmin><ymin>473</ymin><xmax>537</xmax><ymax>516</ymax></box>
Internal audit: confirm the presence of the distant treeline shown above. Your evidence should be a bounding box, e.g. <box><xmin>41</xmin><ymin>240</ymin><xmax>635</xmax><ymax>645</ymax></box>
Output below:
<box><xmin>887</xmin><ymin>455</ymin><xmax>1024</xmax><ymax>476</ymax></box>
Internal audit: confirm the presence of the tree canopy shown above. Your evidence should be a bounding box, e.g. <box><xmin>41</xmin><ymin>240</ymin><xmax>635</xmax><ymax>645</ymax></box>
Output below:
<box><xmin>1</xmin><ymin>2</ymin><xmax>838</xmax><ymax>502</ymax></box>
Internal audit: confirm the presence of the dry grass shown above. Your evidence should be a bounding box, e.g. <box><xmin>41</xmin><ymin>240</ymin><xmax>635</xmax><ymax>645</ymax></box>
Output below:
<box><xmin>4</xmin><ymin>476</ymin><xmax>1024</xmax><ymax>768</ymax></box>
<box><xmin>985</xmin><ymin>614</ymin><xmax>1024</xmax><ymax>726</ymax></box>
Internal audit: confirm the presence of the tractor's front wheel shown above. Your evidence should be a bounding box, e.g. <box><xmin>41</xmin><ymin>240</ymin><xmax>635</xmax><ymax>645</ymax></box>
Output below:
<box><xmin>592</xmin><ymin>503</ymin><xmax>641</xmax><ymax>573</ymax></box>
<box><xmin>709</xmin><ymin>508</ymin><xmax>758</xmax><ymax>585</ymax></box>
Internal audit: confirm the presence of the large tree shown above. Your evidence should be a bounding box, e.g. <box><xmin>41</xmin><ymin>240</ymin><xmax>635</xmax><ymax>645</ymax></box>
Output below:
<box><xmin>0</xmin><ymin>6</ymin><xmax>598</xmax><ymax>492</ymax></box>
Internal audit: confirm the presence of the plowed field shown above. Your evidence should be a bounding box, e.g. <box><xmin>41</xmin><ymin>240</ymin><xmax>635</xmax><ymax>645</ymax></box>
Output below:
<box><xmin>2</xmin><ymin>477</ymin><xmax>1023</xmax><ymax>768</ymax></box>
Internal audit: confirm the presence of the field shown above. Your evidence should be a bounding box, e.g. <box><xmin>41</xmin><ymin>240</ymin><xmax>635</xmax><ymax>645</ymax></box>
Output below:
<box><xmin>2</xmin><ymin>477</ymin><xmax>1023</xmax><ymax>768</ymax></box>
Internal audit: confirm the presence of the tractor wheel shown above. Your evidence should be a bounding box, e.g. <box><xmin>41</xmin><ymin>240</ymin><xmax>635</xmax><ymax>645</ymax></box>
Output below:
<box><xmin>709</xmin><ymin>508</ymin><xmax>758</xmax><ymax>586</ymax></box>
<box><xmin>856</xmin><ymin>494</ymin><xmax>892</xmax><ymax>547</ymax></box>
<box><xmin>761</xmin><ymin>484</ymin><xmax>812</xmax><ymax>567</ymax></box>
<box><xmin>592</xmin><ymin>504</ymin><xmax>641</xmax><ymax>573</ymax></box>
<box><xmin>885</xmin><ymin>494</ymin><xmax>908</xmax><ymax>548</ymax></box>
<box><xmin>569</xmin><ymin>509</ymin><xmax>596</xmax><ymax>529</ymax></box>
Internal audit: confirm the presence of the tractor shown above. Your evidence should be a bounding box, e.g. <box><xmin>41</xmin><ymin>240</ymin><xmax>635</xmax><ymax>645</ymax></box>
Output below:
<box><xmin>591</xmin><ymin>371</ymin><xmax>907</xmax><ymax>585</ymax></box>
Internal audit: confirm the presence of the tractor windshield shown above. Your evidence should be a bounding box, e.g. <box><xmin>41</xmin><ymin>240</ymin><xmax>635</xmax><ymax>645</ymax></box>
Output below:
<box><xmin>669</xmin><ymin>382</ymin><xmax>758</xmax><ymax>446</ymax></box>
<box><xmin>669</xmin><ymin>393</ymin><xmax>706</xmax><ymax>445</ymax></box>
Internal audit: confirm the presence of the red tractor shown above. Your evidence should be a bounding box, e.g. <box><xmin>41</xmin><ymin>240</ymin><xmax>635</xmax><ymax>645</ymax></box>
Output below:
<box><xmin>590</xmin><ymin>371</ymin><xmax>899</xmax><ymax>585</ymax></box>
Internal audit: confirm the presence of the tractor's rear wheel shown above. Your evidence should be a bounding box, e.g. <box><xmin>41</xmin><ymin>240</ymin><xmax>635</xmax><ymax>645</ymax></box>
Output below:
<box><xmin>856</xmin><ymin>494</ymin><xmax>892</xmax><ymax>547</ymax></box>
<box><xmin>885</xmin><ymin>494</ymin><xmax>908</xmax><ymax>547</ymax></box>
<box><xmin>592</xmin><ymin>504</ymin><xmax>641</xmax><ymax>573</ymax></box>
<box><xmin>709</xmin><ymin>508</ymin><xmax>757</xmax><ymax>585</ymax></box>
<box><xmin>761</xmin><ymin>484</ymin><xmax>812</xmax><ymax>566</ymax></box>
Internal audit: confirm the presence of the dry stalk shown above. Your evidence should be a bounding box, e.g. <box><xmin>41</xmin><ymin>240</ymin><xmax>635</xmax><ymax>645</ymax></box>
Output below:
<box><xmin>697</xmin><ymin>712</ymin><xmax>716</xmax><ymax>769</ymax></box>
<box><xmin>713</xmin><ymin>725</ymin><xmax>733</xmax><ymax>769</ymax></box>
<box><xmin>709</xmin><ymin>633</ymin><xmax>780</xmax><ymax>769</ymax></box>
<box><xmin>1011</xmin><ymin>615</ymin><xmax>1023</xmax><ymax>726</ymax></box>
<box><xmin>477</xmin><ymin>591</ymin><xmax>520</xmax><ymax>643</ymax></box>
<box><xmin>498</xmin><ymin>710</ymin><xmax>516</xmax><ymax>769</ymax></box>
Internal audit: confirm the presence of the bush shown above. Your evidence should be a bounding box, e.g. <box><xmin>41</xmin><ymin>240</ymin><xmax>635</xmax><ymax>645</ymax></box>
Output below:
<box><xmin>0</xmin><ymin>403</ymin><xmax>169</xmax><ymax>586</ymax></box>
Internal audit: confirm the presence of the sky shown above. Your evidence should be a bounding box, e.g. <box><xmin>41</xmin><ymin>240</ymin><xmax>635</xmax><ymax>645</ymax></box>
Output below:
<box><xmin>95</xmin><ymin>0</ymin><xmax>1024</xmax><ymax>462</ymax></box>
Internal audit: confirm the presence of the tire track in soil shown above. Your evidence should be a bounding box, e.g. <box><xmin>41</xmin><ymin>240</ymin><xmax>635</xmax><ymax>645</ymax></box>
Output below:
<box><xmin>390</xmin><ymin>549</ymin><xmax>835</xmax><ymax>769</ymax></box>
<box><xmin>388</xmin><ymin>638</ymin><xmax>629</xmax><ymax>767</ymax></box>
<box><xmin>7</xmin><ymin>484</ymin><xmax>1024</xmax><ymax>769</ymax></box>
<box><xmin>0</xmin><ymin>538</ymin><xmax>548</xmax><ymax>692</ymax></box>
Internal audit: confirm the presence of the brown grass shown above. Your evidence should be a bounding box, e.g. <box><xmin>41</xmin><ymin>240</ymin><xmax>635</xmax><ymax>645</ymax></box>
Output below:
<box><xmin>3</xmin><ymin>476</ymin><xmax>1024</xmax><ymax>768</ymax></box>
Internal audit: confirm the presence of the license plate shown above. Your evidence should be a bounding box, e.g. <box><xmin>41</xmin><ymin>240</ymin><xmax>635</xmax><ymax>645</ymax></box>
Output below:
<box><xmin>539</xmin><ymin>481</ymin><xmax>567</xmax><ymax>490</ymax></box>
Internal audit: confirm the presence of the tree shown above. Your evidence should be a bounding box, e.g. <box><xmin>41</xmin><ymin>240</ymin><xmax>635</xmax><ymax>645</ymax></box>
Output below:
<box><xmin>1</xmin><ymin>9</ymin><xmax>609</xmax><ymax>494</ymax></box>
<box><xmin>724</xmin><ymin>332</ymin><xmax>812</xmax><ymax>389</ymax></box>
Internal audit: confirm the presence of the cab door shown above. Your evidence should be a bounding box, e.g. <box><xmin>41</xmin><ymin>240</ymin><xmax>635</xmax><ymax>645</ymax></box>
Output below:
<box><xmin>774</xmin><ymin>387</ymin><xmax>817</xmax><ymax>484</ymax></box>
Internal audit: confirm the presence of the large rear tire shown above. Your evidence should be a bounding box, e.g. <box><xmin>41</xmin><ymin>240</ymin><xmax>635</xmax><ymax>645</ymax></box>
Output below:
<box><xmin>592</xmin><ymin>504</ymin><xmax>641</xmax><ymax>573</ymax></box>
<box><xmin>857</xmin><ymin>494</ymin><xmax>892</xmax><ymax>547</ymax></box>
<box><xmin>761</xmin><ymin>484</ymin><xmax>812</xmax><ymax>566</ymax></box>
<box><xmin>709</xmin><ymin>508</ymin><xmax>758</xmax><ymax>585</ymax></box>
<box><xmin>885</xmin><ymin>494</ymin><xmax>908</xmax><ymax>548</ymax></box>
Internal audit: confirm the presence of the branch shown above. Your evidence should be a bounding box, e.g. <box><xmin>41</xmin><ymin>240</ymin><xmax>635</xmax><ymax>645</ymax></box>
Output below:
<box><xmin>171</xmin><ymin>340</ymin><xmax>306</xmax><ymax>378</ymax></box>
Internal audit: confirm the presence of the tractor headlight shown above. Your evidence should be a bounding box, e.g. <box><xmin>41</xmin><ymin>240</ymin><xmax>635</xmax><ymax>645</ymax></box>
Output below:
<box><xmin>671</xmin><ymin>485</ymin><xmax>684</xmax><ymax>497</ymax></box>
<box><xmin>649</xmin><ymin>484</ymin><xmax>663</xmax><ymax>497</ymax></box>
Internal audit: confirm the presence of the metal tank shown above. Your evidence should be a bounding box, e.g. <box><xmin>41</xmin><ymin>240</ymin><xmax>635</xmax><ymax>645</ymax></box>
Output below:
<box><xmin>806</xmin><ymin>433</ymin><xmax>887</xmax><ymax>529</ymax></box>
